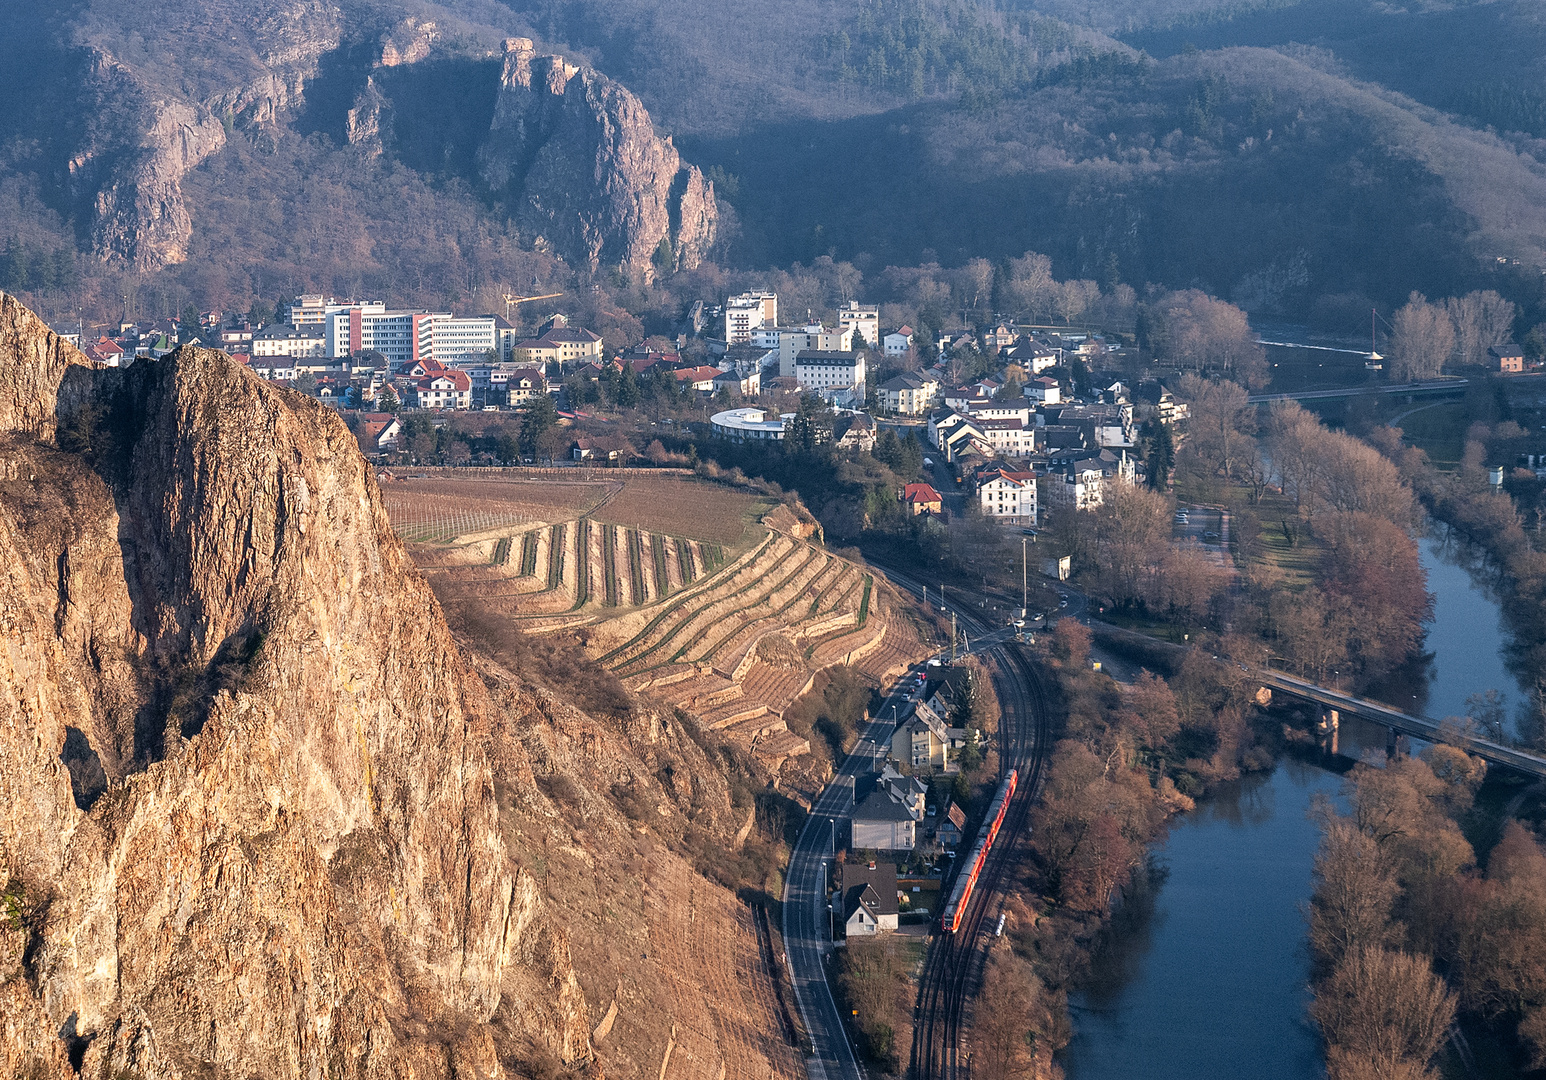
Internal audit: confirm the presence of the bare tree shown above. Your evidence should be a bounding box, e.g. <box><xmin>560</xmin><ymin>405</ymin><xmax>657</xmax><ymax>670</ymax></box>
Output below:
<box><xmin>1447</xmin><ymin>290</ymin><xmax>1516</xmax><ymax>368</ymax></box>
<box><xmin>1389</xmin><ymin>292</ymin><xmax>1455</xmax><ymax>381</ymax></box>
<box><xmin>1054</xmin><ymin>279</ymin><xmax>1101</xmax><ymax>326</ymax></box>
<box><xmin>1006</xmin><ymin>251</ymin><xmax>1055</xmax><ymax>322</ymax></box>
<box><xmin>1309</xmin><ymin>814</ymin><xmax>1401</xmax><ymax>965</ymax></box>
<box><xmin>1310</xmin><ymin>946</ymin><xmax>1455</xmax><ymax>1080</ymax></box>
<box><xmin>1154</xmin><ymin>290</ymin><xmax>1269</xmax><ymax>388</ymax></box>
<box><xmin>956</xmin><ymin>257</ymin><xmax>995</xmax><ymax>313</ymax></box>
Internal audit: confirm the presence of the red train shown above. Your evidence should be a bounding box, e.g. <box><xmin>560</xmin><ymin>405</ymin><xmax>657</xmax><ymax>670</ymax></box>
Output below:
<box><xmin>939</xmin><ymin>769</ymin><xmax>1018</xmax><ymax>933</ymax></box>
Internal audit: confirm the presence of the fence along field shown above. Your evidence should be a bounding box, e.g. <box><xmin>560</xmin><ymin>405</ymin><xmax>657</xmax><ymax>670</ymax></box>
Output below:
<box><xmin>384</xmin><ymin>472</ymin><xmax>928</xmax><ymax>767</ymax></box>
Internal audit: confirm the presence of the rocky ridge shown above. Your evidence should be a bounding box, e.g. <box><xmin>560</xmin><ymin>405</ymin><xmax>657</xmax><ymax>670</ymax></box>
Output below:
<box><xmin>477</xmin><ymin>38</ymin><xmax>717</xmax><ymax>283</ymax></box>
<box><xmin>0</xmin><ymin>294</ymin><xmax>783</xmax><ymax>1078</ymax></box>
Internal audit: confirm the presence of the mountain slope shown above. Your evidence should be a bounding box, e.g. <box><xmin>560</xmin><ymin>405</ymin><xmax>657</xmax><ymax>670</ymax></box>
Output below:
<box><xmin>0</xmin><ymin>293</ymin><xmax>787</xmax><ymax>1078</ymax></box>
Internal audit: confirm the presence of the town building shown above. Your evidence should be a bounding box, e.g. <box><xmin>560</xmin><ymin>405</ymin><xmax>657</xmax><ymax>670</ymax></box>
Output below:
<box><xmin>975</xmin><ymin>417</ymin><xmax>1036</xmax><ymax>458</ymax></box>
<box><xmin>835</xmin><ymin>411</ymin><xmax>877</xmax><ymax>452</ymax></box>
<box><xmin>891</xmin><ymin>702</ymin><xmax>951</xmax><ymax>770</ymax></box>
<box><xmin>779</xmin><ymin>324</ymin><xmax>854</xmax><ymax>377</ymax></box>
<box><xmin>252</xmin><ymin>323</ymin><xmax>327</xmax><ymax>359</ymax></box>
<box><xmin>510</xmin><ymin>326</ymin><xmax>604</xmax><ymax>367</ymax></box>
<box><xmin>1026</xmin><ymin>376</ymin><xmax>1061</xmax><ymax>404</ymax></box>
<box><xmin>355</xmin><ymin>414</ymin><xmax>401</xmax><ymax>456</ymax></box>
<box><xmin>978</xmin><ymin>469</ymin><xmax>1038</xmax><ymax>524</ymax></box>
<box><xmin>903</xmin><ymin>483</ymin><xmax>943</xmax><ymax>516</ymax></box>
<box><xmin>413</xmin><ymin>370</ymin><xmax>472</xmax><ymax>410</ymax></box>
<box><xmin>504</xmin><ymin>366</ymin><xmax>548</xmax><ymax>405</ymax></box>
<box><xmin>724</xmin><ymin>291</ymin><xmax>779</xmax><ymax>343</ymax></box>
<box><xmin>711</xmin><ymin>367</ymin><xmax>761</xmax><ymax>396</ymax></box>
<box><xmin>884</xmin><ymin>326</ymin><xmax>914</xmax><ymax>356</ymax></box>
<box><xmin>839</xmin><ymin>861</ymin><xmax>899</xmax><ymax>936</ymax></box>
<box><xmin>837</xmin><ymin>302</ymin><xmax>879</xmax><ymax>346</ymax></box>
<box><xmin>851</xmin><ymin>788</ymin><xmax>918</xmax><ymax>852</ymax></box>
<box><xmin>795</xmin><ymin>349</ymin><xmax>865</xmax><ymax>395</ymax></box>
<box><xmin>1491</xmin><ymin>342</ymin><xmax>1525</xmax><ymax>373</ymax></box>
<box><xmin>936</xmin><ymin>802</ymin><xmax>966</xmax><ymax>850</ymax></box>
<box><xmin>673</xmin><ymin>365</ymin><xmax>723</xmax><ymax>392</ymax></box>
<box><xmin>710</xmin><ymin>407</ymin><xmax>787</xmax><ymax>443</ymax></box>
<box><xmin>878</xmin><ymin>371</ymin><xmax>939</xmax><ymax>415</ymax></box>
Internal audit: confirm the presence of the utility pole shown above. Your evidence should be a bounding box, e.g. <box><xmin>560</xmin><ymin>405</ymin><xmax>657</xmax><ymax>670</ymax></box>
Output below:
<box><xmin>1021</xmin><ymin>536</ymin><xmax>1028</xmax><ymax>619</ymax></box>
<box><xmin>951</xmin><ymin>611</ymin><xmax>958</xmax><ymax>663</ymax></box>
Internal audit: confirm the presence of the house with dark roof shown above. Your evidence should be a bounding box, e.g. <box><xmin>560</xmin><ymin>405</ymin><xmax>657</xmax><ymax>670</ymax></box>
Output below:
<box><xmin>936</xmin><ymin>802</ymin><xmax>967</xmax><ymax>850</ymax></box>
<box><xmin>851</xmin><ymin>787</ymin><xmax>918</xmax><ymax>851</ymax></box>
<box><xmin>1491</xmin><ymin>342</ymin><xmax>1525</xmax><ymax>373</ymax></box>
<box><xmin>839</xmin><ymin>861</ymin><xmax>899</xmax><ymax>937</ymax></box>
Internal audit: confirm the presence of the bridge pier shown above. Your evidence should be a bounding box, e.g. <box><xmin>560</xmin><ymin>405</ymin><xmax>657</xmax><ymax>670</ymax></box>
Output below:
<box><xmin>1316</xmin><ymin>707</ymin><xmax>1340</xmax><ymax>757</ymax></box>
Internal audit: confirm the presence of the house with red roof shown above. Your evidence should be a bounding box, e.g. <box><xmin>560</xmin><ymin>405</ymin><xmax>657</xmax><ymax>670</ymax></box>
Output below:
<box><xmin>903</xmin><ymin>483</ymin><xmax>943</xmax><ymax>516</ymax></box>
<box><xmin>414</xmin><ymin>369</ymin><xmax>471</xmax><ymax>410</ymax></box>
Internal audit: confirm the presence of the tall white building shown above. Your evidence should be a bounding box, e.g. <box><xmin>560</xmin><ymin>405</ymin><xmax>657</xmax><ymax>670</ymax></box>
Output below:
<box><xmin>838</xmin><ymin>302</ymin><xmax>879</xmax><ymax>346</ymax></box>
<box><xmin>724</xmin><ymin>291</ymin><xmax>778</xmax><ymax>343</ymax></box>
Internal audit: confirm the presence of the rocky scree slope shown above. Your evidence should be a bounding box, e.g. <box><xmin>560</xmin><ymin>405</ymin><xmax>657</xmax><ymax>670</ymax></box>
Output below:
<box><xmin>0</xmin><ymin>294</ymin><xmax>770</xmax><ymax>1078</ymax></box>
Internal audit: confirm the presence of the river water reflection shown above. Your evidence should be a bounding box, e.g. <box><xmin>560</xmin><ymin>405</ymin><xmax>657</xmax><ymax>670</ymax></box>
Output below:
<box><xmin>1065</xmin><ymin>518</ymin><xmax>1530</xmax><ymax>1076</ymax></box>
<box><xmin>1064</xmin><ymin>763</ymin><xmax>1342</xmax><ymax>1080</ymax></box>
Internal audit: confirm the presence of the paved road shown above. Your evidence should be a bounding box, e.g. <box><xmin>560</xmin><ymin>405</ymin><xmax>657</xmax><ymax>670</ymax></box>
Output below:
<box><xmin>783</xmin><ymin>672</ymin><xmax>915</xmax><ymax>1080</ymax></box>
<box><xmin>782</xmin><ymin>626</ymin><xmax>1022</xmax><ymax>1080</ymax></box>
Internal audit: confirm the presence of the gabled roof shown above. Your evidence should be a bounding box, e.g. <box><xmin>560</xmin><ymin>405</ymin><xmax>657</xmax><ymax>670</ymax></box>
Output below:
<box><xmin>853</xmin><ymin>788</ymin><xmax>917</xmax><ymax>824</ymax></box>
<box><xmin>841</xmin><ymin>862</ymin><xmax>899</xmax><ymax>920</ymax></box>
<box><xmin>417</xmin><ymin>370</ymin><xmax>471</xmax><ymax>391</ymax></box>
<box><xmin>943</xmin><ymin>802</ymin><xmax>966</xmax><ymax>831</ymax></box>
<box><xmin>903</xmin><ymin>483</ymin><xmax>943</xmax><ymax>504</ymax></box>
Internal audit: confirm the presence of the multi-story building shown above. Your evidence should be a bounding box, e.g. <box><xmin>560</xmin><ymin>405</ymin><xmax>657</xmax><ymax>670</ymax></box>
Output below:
<box><xmin>252</xmin><ymin>323</ymin><xmax>327</xmax><ymax>359</ymax></box>
<box><xmin>322</xmin><ymin>303</ymin><xmax>442</xmax><ymax>366</ymax></box>
<box><xmin>724</xmin><ymin>291</ymin><xmax>778</xmax><ymax>343</ymax></box>
<box><xmin>795</xmin><ymin>350</ymin><xmax>866</xmax><ymax>396</ymax></box>
<box><xmin>511</xmin><ymin>327</ymin><xmax>604</xmax><ymax>366</ymax></box>
<box><xmin>780</xmin><ymin>324</ymin><xmax>853</xmax><ymax>376</ymax></box>
<box><xmin>978</xmin><ymin>469</ymin><xmax>1038</xmax><ymax>524</ymax></box>
<box><xmin>505</xmin><ymin>367</ymin><xmax>547</xmax><ymax>406</ymax></box>
<box><xmin>976</xmin><ymin>417</ymin><xmax>1037</xmax><ymax>457</ymax></box>
<box><xmin>413</xmin><ymin>370</ymin><xmax>472</xmax><ymax>410</ymax></box>
<box><xmin>878</xmin><ymin>371</ymin><xmax>939</xmax><ymax>415</ymax></box>
<box><xmin>837</xmin><ymin>302</ymin><xmax>879</xmax><ymax>346</ymax></box>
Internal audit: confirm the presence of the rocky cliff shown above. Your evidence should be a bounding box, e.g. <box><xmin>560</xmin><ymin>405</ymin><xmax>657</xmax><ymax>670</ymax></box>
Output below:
<box><xmin>0</xmin><ymin>295</ymin><xmax>787</xmax><ymax>1078</ymax></box>
<box><xmin>478</xmin><ymin>38</ymin><xmax>717</xmax><ymax>283</ymax></box>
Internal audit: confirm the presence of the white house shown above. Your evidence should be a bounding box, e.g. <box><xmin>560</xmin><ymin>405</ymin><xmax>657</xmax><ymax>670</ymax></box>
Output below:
<box><xmin>1026</xmin><ymin>376</ymin><xmax>1061</xmax><ymax>404</ymax></box>
<box><xmin>851</xmin><ymin>788</ymin><xmax>917</xmax><ymax>851</ymax></box>
<box><xmin>978</xmin><ymin>469</ymin><xmax>1038</xmax><ymax>524</ymax></box>
<box><xmin>975</xmin><ymin>417</ymin><xmax>1037</xmax><ymax>458</ymax></box>
<box><xmin>884</xmin><ymin>326</ymin><xmax>914</xmax><ymax>356</ymax></box>
<box><xmin>879</xmin><ymin>371</ymin><xmax>939</xmax><ymax>415</ymax></box>
<box><xmin>414</xmin><ymin>370</ymin><xmax>472</xmax><ymax>410</ymax></box>
<box><xmin>724</xmin><ymin>291</ymin><xmax>779</xmax><ymax>343</ymax></box>
<box><xmin>840</xmin><ymin>861</ymin><xmax>899</xmax><ymax>936</ymax></box>
<box><xmin>252</xmin><ymin>323</ymin><xmax>327</xmax><ymax>359</ymax></box>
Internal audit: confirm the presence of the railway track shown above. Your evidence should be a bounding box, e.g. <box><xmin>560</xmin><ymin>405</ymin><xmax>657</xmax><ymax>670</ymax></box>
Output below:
<box><xmin>872</xmin><ymin>564</ymin><xmax>1054</xmax><ymax>1080</ymax></box>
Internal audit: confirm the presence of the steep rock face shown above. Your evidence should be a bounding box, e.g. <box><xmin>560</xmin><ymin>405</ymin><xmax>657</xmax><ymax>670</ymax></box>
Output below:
<box><xmin>0</xmin><ymin>294</ymin><xmax>590</xmax><ymax>1075</ymax></box>
<box><xmin>88</xmin><ymin>99</ymin><xmax>228</xmax><ymax>270</ymax></box>
<box><xmin>478</xmin><ymin>38</ymin><xmax>717</xmax><ymax>283</ymax></box>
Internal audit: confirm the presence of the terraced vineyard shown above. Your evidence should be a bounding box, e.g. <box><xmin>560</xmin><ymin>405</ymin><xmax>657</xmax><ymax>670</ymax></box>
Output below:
<box><xmin>387</xmin><ymin>471</ymin><xmax>928</xmax><ymax>768</ymax></box>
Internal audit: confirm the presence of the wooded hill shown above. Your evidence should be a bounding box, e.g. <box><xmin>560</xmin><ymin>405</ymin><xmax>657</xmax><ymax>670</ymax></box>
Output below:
<box><xmin>6</xmin><ymin>0</ymin><xmax>1546</xmax><ymax>325</ymax></box>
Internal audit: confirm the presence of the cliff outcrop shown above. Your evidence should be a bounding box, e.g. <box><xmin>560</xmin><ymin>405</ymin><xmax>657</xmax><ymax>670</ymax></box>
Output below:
<box><xmin>0</xmin><ymin>294</ymin><xmax>792</xmax><ymax>1079</ymax></box>
<box><xmin>478</xmin><ymin>38</ymin><xmax>717</xmax><ymax>283</ymax></box>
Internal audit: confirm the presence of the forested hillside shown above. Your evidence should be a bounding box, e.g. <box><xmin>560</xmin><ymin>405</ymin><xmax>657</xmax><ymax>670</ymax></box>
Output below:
<box><xmin>5</xmin><ymin>0</ymin><xmax>1546</xmax><ymax>326</ymax></box>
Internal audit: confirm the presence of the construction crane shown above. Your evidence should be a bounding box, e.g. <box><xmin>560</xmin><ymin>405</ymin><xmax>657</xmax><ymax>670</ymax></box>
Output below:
<box><xmin>501</xmin><ymin>291</ymin><xmax>563</xmax><ymax>322</ymax></box>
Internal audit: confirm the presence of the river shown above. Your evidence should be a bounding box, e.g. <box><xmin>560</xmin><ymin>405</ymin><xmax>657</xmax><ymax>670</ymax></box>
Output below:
<box><xmin>1063</xmin><ymin>520</ymin><xmax>1526</xmax><ymax>1078</ymax></box>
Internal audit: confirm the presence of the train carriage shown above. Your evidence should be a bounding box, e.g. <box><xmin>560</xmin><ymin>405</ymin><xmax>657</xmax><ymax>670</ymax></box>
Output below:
<box><xmin>939</xmin><ymin>769</ymin><xmax>1017</xmax><ymax>933</ymax></box>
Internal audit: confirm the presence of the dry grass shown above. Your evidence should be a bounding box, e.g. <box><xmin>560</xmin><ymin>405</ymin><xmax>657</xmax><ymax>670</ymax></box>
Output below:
<box><xmin>593</xmin><ymin>476</ymin><xmax>771</xmax><ymax>548</ymax></box>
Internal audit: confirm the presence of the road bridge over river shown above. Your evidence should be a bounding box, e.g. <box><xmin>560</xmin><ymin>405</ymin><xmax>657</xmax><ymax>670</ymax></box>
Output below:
<box><xmin>1259</xmin><ymin>670</ymin><xmax>1546</xmax><ymax>779</ymax></box>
